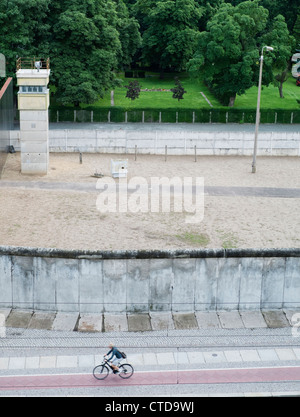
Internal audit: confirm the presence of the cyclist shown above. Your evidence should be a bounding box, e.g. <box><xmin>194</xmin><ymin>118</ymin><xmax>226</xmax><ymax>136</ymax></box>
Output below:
<box><xmin>105</xmin><ymin>342</ymin><xmax>123</xmax><ymax>374</ymax></box>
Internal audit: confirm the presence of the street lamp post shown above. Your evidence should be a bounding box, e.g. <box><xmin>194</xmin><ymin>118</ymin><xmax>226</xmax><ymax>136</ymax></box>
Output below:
<box><xmin>252</xmin><ymin>46</ymin><xmax>274</xmax><ymax>174</ymax></box>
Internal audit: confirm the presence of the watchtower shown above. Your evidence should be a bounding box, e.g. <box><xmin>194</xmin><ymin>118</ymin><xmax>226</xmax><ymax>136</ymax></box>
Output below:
<box><xmin>16</xmin><ymin>57</ymin><xmax>50</xmax><ymax>174</ymax></box>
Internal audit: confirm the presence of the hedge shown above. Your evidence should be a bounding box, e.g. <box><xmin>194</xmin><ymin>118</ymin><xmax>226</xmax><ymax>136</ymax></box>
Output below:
<box><xmin>48</xmin><ymin>106</ymin><xmax>300</xmax><ymax>124</ymax></box>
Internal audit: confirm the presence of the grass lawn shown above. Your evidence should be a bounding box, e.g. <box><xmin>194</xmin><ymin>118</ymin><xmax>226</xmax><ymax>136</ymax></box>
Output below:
<box><xmin>56</xmin><ymin>71</ymin><xmax>300</xmax><ymax>111</ymax></box>
<box><xmin>234</xmin><ymin>75</ymin><xmax>300</xmax><ymax>109</ymax></box>
<box><xmin>82</xmin><ymin>72</ymin><xmax>222</xmax><ymax>109</ymax></box>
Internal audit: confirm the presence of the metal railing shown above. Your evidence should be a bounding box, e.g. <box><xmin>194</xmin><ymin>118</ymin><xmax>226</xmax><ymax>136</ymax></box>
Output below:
<box><xmin>16</xmin><ymin>57</ymin><xmax>50</xmax><ymax>71</ymax></box>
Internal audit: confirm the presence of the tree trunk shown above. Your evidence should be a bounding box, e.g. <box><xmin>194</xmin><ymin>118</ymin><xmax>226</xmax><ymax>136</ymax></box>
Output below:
<box><xmin>228</xmin><ymin>94</ymin><xmax>236</xmax><ymax>107</ymax></box>
<box><xmin>278</xmin><ymin>83</ymin><xmax>284</xmax><ymax>99</ymax></box>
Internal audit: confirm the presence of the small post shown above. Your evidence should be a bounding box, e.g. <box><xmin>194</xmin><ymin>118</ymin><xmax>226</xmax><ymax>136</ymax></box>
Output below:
<box><xmin>194</xmin><ymin>145</ymin><xmax>197</xmax><ymax>162</ymax></box>
<box><xmin>135</xmin><ymin>145</ymin><xmax>137</xmax><ymax>161</ymax></box>
<box><xmin>165</xmin><ymin>145</ymin><xmax>167</xmax><ymax>162</ymax></box>
<box><xmin>79</xmin><ymin>152</ymin><xmax>82</xmax><ymax>164</ymax></box>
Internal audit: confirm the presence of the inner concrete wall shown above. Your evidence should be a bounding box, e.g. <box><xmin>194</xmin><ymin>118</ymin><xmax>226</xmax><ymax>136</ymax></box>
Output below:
<box><xmin>9</xmin><ymin>125</ymin><xmax>300</xmax><ymax>156</ymax></box>
<box><xmin>0</xmin><ymin>246</ymin><xmax>299</xmax><ymax>313</ymax></box>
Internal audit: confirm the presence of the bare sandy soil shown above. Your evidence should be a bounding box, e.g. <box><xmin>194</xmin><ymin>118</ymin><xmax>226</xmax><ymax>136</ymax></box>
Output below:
<box><xmin>0</xmin><ymin>152</ymin><xmax>300</xmax><ymax>251</ymax></box>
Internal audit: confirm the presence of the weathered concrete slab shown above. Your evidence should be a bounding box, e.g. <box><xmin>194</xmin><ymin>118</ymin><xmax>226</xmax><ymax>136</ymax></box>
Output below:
<box><xmin>262</xmin><ymin>310</ymin><xmax>290</xmax><ymax>328</ymax></box>
<box><xmin>78</xmin><ymin>314</ymin><xmax>103</xmax><ymax>333</ymax></box>
<box><xmin>150</xmin><ymin>312</ymin><xmax>174</xmax><ymax>331</ymax></box>
<box><xmin>173</xmin><ymin>313</ymin><xmax>198</xmax><ymax>330</ymax></box>
<box><xmin>240</xmin><ymin>311</ymin><xmax>267</xmax><ymax>329</ymax></box>
<box><xmin>51</xmin><ymin>312</ymin><xmax>79</xmax><ymax>332</ymax></box>
<box><xmin>104</xmin><ymin>314</ymin><xmax>128</xmax><ymax>332</ymax></box>
<box><xmin>195</xmin><ymin>312</ymin><xmax>221</xmax><ymax>328</ymax></box>
<box><xmin>218</xmin><ymin>311</ymin><xmax>244</xmax><ymax>329</ymax></box>
<box><xmin>6</xmin><ymin>309</ymin><xmax>33</xmax><ymax>329</ymax></box>
<box><xmin>127</xmin><ymin>314</ymin><xmax>152</xmax><ymax>332</ymax></box>
<box><xmin>28</xmin><ymin>311</ymin><xmax>56</xmax><ymax>330</ymax></box>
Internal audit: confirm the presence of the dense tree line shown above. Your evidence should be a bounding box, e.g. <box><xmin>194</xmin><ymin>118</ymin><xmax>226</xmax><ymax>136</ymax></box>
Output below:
<box><xmin>0</xmin><ymin>0</ymin><xmax>299</xmax><ymax>106</ymax></box>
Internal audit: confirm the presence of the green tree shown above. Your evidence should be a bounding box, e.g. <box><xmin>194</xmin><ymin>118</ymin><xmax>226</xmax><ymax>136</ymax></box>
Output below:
<box><xmin>0</xmin><ymin>0</ymin><xmax>50</xmax><ymax>77</ymax></box>
<box><xmin>125</xmin><ymin>80</ymin><xmax>141</xmax><ymax>100</ymax></box>
<box><xmin>262</xmin><ymin>15</ymin><xmax>295</xmax><ymax>98</ymax></box>
<box><xmin>134</xmin><ymin>0</ymin><xmax>203</xmax><ymax>78</ymax></box>
<box><xmin>113</xmin><ymin>0</ymin><xmax>142</xmax><ymax>70</ymax></box>
<box><xmin>293</xmin><ymin>14</ymin><xmax>300</xmax><ymax>49</ymax></box>
<box><xmin>188</xmin><ymin>0</ymin><xmax>280</xmax><ymax>106</ymax></box>
<box><xmin>48</xmin><ymin>0</ymin><xmax>123</xmax><ymax>106</ymax></box>
<box><xmin>171</xmin><ymin>77</ymin><xmax>187</xmax><ymax>101</ymax></box>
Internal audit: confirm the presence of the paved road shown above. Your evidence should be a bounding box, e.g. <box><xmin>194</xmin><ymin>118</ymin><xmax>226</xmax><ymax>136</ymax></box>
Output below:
<box><xmin>1</xmin><ymin>180</ymin><xmax>300</xmax><ymax>199</ymax></box>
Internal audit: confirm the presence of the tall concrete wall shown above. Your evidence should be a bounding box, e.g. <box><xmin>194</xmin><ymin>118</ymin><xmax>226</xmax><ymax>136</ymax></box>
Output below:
<box><xmin>0</xmin><ymin>246</ymin><xmax>299</xmax><ymax>313</ymax></box>
<box><xmin>9</xmin><ymin>125</ymin><xmax>300</xmax><ymax>156</ymax></box>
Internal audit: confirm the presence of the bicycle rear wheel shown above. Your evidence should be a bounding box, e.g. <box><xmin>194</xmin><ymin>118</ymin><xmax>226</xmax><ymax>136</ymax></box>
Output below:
<box><xmin>93</xmin><ymin>364</ymin><xmax>109</xmax><ymax>380</ymax></box>
<box><xmin>119</xmin><ymin>363</ymin><xmax>134</xmax><ymax>379</ymax></box>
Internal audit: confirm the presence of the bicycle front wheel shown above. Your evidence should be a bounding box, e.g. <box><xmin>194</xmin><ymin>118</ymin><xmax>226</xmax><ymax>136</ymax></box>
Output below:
<box><xmin>93</xmin><ymin>364</ymin><xmax>109</xmax><ymax>380</ymax></box>
<box><xmin>119</xmin><ymin>363</ymin><xmax>134</xmax><ymax>379</ymax></box>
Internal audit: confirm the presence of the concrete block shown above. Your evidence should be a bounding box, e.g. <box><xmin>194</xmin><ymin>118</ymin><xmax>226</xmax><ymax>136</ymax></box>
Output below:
<box><xmin>79</xmin><ymin>259</ymin><xmax>103</xmax><ymax>313</ymax></box>
<box><xmin>103</xmin><ymin>260</ymin><xmax>127</xmax><ymax>313</ymax></box>
<box><xmin>21</xmin><ymin>152</ymin><xmax>48</xmax><ymax>164</ymax></box>
<box><xmin>187</xmin><ymin>351</ymin><xmax>205</xmax><ymax>364</ymax></box>
<box><xmin>51</xmin><ymin>312</ymin><xmax>79</xmax><ymax>332</ymax></box>
<box><xmin>195</xmin><ymin>258</ymin><xmax>218</xmax><ymax>311</ymax></box>
<box><xmin>261</xmin><ymin>258</ymin><xmax>285</xmax><ymax>309</ymax></box>
<box><xmin>275</xmin><ymin>348</ymin><xmax>297</xmax><ymax>361</ymax></box>
<box><xmin>55</xmin><ymin>258</ymin><xmax>79</xmax><ymax>312</ymax></box>
<box><xmin>56</xmin><ymin>356</ymin><xmax>78</xmax><ymax>368</ymax></box>
<box><xmin>9</xmin><ymin>357</ymin><xmax>26</xmax><ymax>370</ymax></box>
<box><xmin>11</xmin><ymin>256</ymin><xmax>34</xmax><ymax>310</ymax></box>
<box><xmin>126</xmin><ymin>259</ymin><xmax>150</xmax><ymax>312</ymax></box>
<box><xmin>104</xmin><ymin>314</ymin><xmax>128</xmax><ymax>332</ymax></box>
<box><xmin>6</xmin><ymin>309</ymin><xmax>33</xmax><ymax>329</ymax></box>
<box><xmin>239</xmin><ymin>350</ymin><xmax>261</xmax><ymax>362</ymax></box>
<box><xmin>257</xmin><ymin>349</ymin><xmax>280</xmax><ymax>362</ymax></box>
<box><xmin>156</xmin><ymin>352</ymin><xmax>175</xmax><ymax>365</ymax></box>
<box><xmin>195</xmin><ymin>311</ymin><xmax>221</xmax><ymax>328</ymax></box>
<box><xmin>224</xmin><ymin>350</ymin><xmax>243</xmax><ymax>363</ymax></box>
<box><xmin>21</xmin><ymin>141</ymin><xmax>48</xmax><ymax>154</ymax></box>
<box><xmin>239</xmin><ymin>258</ymin><xmax>263</xmax><ymax>310</ymax></box>
<box><xmin>25</xmin><ymin>357</ymin><xmax>40</xmax><ymax>369</ymax></box>
<box><xmin>39</xmin><ymin>356</ymin><xmax>56</xmax><ymax>369</ymax></box>
<box><xmin>150</xmin><ymin>312</ymin><xmax>174</xmax><ymax>331</ymax></box>
<box><xmin>240</xmin><ymin>311</ymin><xmax>267</xmax><ymax>329</ymax></box>
<box><xmin>172</xmin><ymin>259</ymin><xmax>196</xmax><ymax>312</ymax></box>
<box><xmin>0</xmin><ymin>358</ymin><xmax>9</xmax><ymax>370</ymax></box>
<box><xmin>33</xmin><ymin>257</ymin><xmax>56</xmax><ymax>311</ymax></box>
<box><xmin>284</xmin><ymin>258</ymin><xmax>300</xmax><ymax>309</ymax></box>
<box><xmin>262</xmin><ymin>310</ymin><xmax>290</xmax><ymax>328</ymax></box>
<box><xmin>203</xmin><ymin>351</ymin><xmax>227</xmax><ymax>363</ymax></box>
<box><xmin>218</xmin><ymin>311</ymin><xmax>244</xmax><ymax>329</ymax></box>
<box><xmin>216</xmin><ymin>258</ymin><xmax>241</xmax><ymax>310</ymax></box>
<box><xmin>78</xmin><ymin>314</ymin><xmax>103</xmax><ymax>333</ymax></box>
<box><xmin>21</xmin><ymin>162</ymin><xmax>48</xmax><ymax>175</ymax></box>
<box><xmin>28</xmin><ymin>311</ymin><xmax>56</xmax><ymax>330</ymax></box>
<box><xmin>173</xmin><ymin>312</ymin><xmax>198</xmax><ymax>330</ymax></box>
<box><xmin>0</xmin><ymin>256</ymin><xmax>12</xmax><ymax>308</ymax></box>
<box><xmin>127</xmin><ymin>314</ymin><xmax>152</xmax><ymax>332</ymax></box>
<box><xmin>78</xmin><ymin>355</ymin><xmax>95</xmax><ymax>368</ymax></box>
<box><xmin>149</xmin><ymin>259</ymin><xmax>173</xmax><ymax>311</ymax></box>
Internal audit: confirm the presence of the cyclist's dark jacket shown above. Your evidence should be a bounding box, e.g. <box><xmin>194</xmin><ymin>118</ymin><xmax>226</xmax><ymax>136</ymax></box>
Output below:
<box><xmin>107</xmin><ymin>347</ymin><xmax>122</xmax><ymax>361</ymax></box>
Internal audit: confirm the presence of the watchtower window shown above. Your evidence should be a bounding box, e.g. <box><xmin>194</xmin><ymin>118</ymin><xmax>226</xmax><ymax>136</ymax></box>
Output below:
<box><xmin>20</xmin><ymin>86</ymin><xmax>45</xmax><ymax>93</ymax></box>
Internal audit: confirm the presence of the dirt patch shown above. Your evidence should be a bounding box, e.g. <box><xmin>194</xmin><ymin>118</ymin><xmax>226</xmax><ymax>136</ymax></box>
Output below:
<box><xmin>0</xmin><ymin>152</ymin><xmax>300</xmax><ymax>251</ymax></box>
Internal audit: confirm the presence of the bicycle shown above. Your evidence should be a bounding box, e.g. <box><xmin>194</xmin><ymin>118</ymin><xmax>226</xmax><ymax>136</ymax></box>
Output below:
<box><xmin>93</xmin><ymin>357</ymin><xmax>134</xmax><ymax>380</ymax></box>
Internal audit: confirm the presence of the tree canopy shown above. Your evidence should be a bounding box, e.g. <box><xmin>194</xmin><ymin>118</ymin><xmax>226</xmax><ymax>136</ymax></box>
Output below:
<box><xmin>188</xmin><ymin>0</ymin><xmax>295</xmax><ymax>106</ymax></box>
<box><xmin>0</xmin><ymin>0</ymin><xmax>298</xmax><ymax>106</ymax></box>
